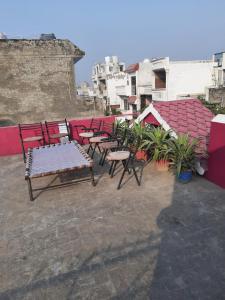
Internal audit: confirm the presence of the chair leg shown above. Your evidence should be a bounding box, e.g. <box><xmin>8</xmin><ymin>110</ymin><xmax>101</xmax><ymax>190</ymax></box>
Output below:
<box><xmin>91</xmin><ymin>143</ymin><xmax>97</xmax><ymax>158</ymax></box>
<box><xmin>87</xmin><ymin>143</ymin><xmax>93</xmax><ymax>154</ymax></box>
<box><xmin>109</xmin><ymin>161</ymin><xmax>114</xmax><ymax>175</ymax></box>
<box><xmin>122</xmin><ymin>159</ymin><xmax>131</xmax><ymax>174</ymax></box>
<box><xmin>99</xmin><ymin>150</ymin><xmax>104</xmax><ymax>165</ymax></box>
<box><xmin>102</xmin><ymin>149</ymin><xmax>108</xmax><ymax>166</ymax></box>
<box><xmin>132</xmin><ymin>166</ymin><xmax>141</xmax><ymax>186</ymax></box>
<box><xmin>117</xmin><ymin>158</ymin><xmax>130</xmax><ymax>189</ymax></box>
<box><xmin>111</xmin><ymin>161</ymin><xmax>118</xmax><ymax>178</ymax></box>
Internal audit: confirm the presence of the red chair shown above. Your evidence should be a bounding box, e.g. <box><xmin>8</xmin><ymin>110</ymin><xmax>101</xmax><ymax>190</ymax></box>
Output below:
<box><xmin>45</xmin><ymin>119</ymin><xmax>71</xmax><ymax>144</ymax></box>
<box><xmin>18</xmin><ymin>122</ymin><xmax>45</xmax><ymax>162</ymax></box>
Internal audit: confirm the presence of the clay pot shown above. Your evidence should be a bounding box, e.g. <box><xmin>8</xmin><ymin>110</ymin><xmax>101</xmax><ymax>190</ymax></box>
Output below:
<box><xmin>135</xmin><ymin>150</ymin><xmax>149</xmax><ymax>161</ymax></box>
<box><xmin>155</xmin><ymin>160</ymin><xmax>169</xmax><ymax>171</ymax></box>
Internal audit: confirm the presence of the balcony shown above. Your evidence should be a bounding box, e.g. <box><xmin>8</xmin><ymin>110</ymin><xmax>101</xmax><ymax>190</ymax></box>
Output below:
<box><xmin>152</xmin><ymin>89</ymin><xmax>167</xmax><ymax>101</ymax></box>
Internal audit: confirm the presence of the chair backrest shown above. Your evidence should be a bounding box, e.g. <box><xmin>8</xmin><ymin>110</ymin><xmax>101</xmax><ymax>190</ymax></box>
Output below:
<box><xmin>18</xmin><ymin>122</ymin><xmax>44</xmax><ymax>140</ymax></box>
<box><xmin>102</xmin><ymin>122</ymin><xmax>114</xmax><ymax>134</ymax></box>
<box><xmin>45</xmin><ymin>118</ymin><xmax>70</xmax><ymax>137</ymax></box>
<box><xmin>90</xmin><ymin>119</ymin><xmax>102</xmax><ymax>131</ymax></box>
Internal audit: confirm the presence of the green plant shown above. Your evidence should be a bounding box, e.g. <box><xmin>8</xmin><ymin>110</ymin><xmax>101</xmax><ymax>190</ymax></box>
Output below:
<box><xmin>111</xmin><ymin>108</ymin><xmax>121</xmax><ymax>115</ymax></box>
<box><xmin>114</xmin><ymin>119</ymin><xmax>129</xmax><ymax>138</ymax></box>
<box><xmin>129</xmin><ymin>122</ymin><xmax>150</xmax><ymax>150</ymax></box>
<box><xmin>104</xmin><ymin>109</ymin><xmax>110</xmax><ymax>116</ymax></box>
<box><xmin>199</xmin><ymin>96</ymin><xmax>225</xmax><ymax>115</ymax></box>
<box><xmin>169</xmin><ymin>134</ymin><xmax>198</xmax><ymax>176</ymax></box>
<box><xmin>140</xmin><ymin>126</ymin><xmax>173</xmax><ymax>161</ymax></box>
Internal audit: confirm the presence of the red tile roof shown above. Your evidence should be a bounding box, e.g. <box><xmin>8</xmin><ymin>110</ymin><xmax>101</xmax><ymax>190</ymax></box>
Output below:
<box><xmin>149</xmin><ymin>99</ymin><xmax>214</xmax><ymax>154</ymax></box>
<box><xmin>125</xmin><ymin>63</ymin><xmax>139</xmax><ymax>73</ymax></box>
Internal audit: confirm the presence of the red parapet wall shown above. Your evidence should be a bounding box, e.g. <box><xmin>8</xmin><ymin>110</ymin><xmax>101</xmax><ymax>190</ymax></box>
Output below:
<box><xmin>205</xmin><ymin>116</ymin><xmax>225</xmax><ymax>188</ymax></box>
<box><xmin>0</xmin><ymin>116</ymin><xmax>115</xmax><ymax>157</ymax></box>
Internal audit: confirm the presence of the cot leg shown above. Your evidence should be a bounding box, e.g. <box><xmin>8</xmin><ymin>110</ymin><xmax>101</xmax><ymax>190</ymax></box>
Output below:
<box><xmin>27</xmin><ymin>178</ymin><xmax>34</xmax><ymax>201</ymax></box>
<box><xmin>90</xmin><ymin>167</ymin><xmax>96</xmax><ymax>186</ymax></box>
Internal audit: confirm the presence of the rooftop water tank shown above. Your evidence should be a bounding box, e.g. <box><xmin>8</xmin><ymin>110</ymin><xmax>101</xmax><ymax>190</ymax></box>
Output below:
<box><xmin>40</xmin><ymin>33</ymin><xmax>56</xmax><ymax>40</ymax></box>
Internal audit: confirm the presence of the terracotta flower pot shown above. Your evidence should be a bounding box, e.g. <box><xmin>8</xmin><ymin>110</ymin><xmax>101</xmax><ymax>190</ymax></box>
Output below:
<box><xmin>135</xmin><ymin>150</ymin><xmax>149</xmax><ymax>161</ymax></box>
<box><xmin>155</xmin><ymin>160</ymin><xmax>169</xmax><ymax>171</ymax></box>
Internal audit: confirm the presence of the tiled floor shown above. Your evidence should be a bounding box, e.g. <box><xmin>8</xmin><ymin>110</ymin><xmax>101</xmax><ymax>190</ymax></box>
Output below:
<box><xmin>1</xmin><ymin>154</ymin><xmax>225</xmax><ymax>299</ymax></box>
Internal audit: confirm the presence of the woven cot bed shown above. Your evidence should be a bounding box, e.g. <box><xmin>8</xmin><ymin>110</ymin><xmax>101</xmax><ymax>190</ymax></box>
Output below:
<box><xmin>25</xmin><ymin>141</ymin><xmax>95</xmax><ymax>201</ymax></box>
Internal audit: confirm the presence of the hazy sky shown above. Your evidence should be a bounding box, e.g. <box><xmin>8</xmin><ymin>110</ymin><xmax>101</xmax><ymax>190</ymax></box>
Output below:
<box><xmin>0</xmin><ymin>0</ymin><xmax>225</xmax><ymax>84</ymax></box>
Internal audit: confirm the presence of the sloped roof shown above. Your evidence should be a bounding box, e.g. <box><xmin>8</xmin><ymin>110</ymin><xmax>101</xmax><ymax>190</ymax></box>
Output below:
<box><xmin>138</xmin><ymin>99</ymin><xmax>214</xmax><ymax>154</ymax></box>
<box><xmin>125</xmin><ymin>63</ymin><xmax>139</xmax><ymax>73</ymax></box>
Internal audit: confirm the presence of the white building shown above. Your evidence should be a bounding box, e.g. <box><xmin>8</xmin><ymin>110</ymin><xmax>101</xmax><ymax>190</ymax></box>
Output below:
<box><xmin>117</xmin><ymin>59</ymin><xmax>153</xmax><ymax>114</ymax></box>
<box><xmin>77</xmin><ymin>81</ymin><xmax>94</xmax><ymax>98</ymax></box>
<box><xmin>92</xmin><ymin>55</ymin><xmax>216</xmax><ymax>114</ymax></box>
<box><xmin>92</xmin><ymin>56</ymin><xmax>125</xmax><ymax>109</ymax></box>
<box><xmin>151</xmin><ymin>57</ymin><xmax>215</xmax><ymax>101</ymax></box>
<box><xmin>205</xmin><ymin>52</ymin><xmax>225</xmax><ymax>104</ymax></box>
<box><xmin>212</xmin><ymin>52</ymin><xmax>225</xmax><ymax>87</ymax></box>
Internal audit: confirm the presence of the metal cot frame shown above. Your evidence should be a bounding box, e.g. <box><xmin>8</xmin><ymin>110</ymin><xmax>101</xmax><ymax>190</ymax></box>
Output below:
<box><xmin>25</xmin><ymin>142</ymin><xmax>95</xmax><ymax>201</ymax></box>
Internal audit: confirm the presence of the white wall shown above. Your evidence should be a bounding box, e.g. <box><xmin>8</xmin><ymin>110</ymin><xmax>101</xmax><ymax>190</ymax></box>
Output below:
<box><xmin>137</xmin><ymin>60</ymin><xmax>152</xmax><ymax>89</ymax></box>
<box><xmin>106</xmin><ymin>72</ymin><xmax>128</xmax><ymax>107</ymax></box>
<box><xmin>167</xmin><ymin>61</ymin><xmax>214</xmax><ymax>100</ymax></box>
<box><xmin>151</xmin><ymin>58</ymin><xmax>215</xmax><ymax>101</ymax></box>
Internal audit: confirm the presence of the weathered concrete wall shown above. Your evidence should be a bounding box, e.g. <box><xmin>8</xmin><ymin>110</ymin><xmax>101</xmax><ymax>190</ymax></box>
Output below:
<box><xmin>0</xmin><ymin>39</ymin><xmax>84</xmax><ymax>124</ymax></box>
<box><xmin>208</xmin><ymin>87</ymin><xmax>225</xmax><ymax>104</ymax></box>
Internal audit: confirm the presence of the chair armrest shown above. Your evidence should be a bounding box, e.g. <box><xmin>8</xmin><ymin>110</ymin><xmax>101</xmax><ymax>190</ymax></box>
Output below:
<box><xmin>93</xmin><ymin>131</ymin><xmax>112</xmax><ymax>137</ymax></box>
<box><xmin>100</xmin><ymin>137</ymin><xmax>118</xmax><ymax>142</ymax></box>
<box><xmin>111</xmin><ymin>146</ymin><xmax>130</xmax><ymax>152</ymax></box>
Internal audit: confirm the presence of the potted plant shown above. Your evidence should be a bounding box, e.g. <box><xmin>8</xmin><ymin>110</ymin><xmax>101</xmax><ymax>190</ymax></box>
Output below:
<box><xmin>140</xmin><ymin>126</ymin><xmax>173</xmax><ymax>170</ymax></box>
<box><xmin>130</xmin><ymin>122</ymin><xmax>149</xmax><ymax>161</ymax></box>
<box><xmin>169</xmin><ymin>134</ymin><xmax>198</xmax><ymax>183</ymax></box>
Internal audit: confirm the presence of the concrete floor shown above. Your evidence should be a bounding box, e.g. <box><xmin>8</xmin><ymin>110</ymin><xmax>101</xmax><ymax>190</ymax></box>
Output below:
<box><xmin>0</xmin><ymin>153</ymin><xmax>225</xmax><ymax>300</ymax></box>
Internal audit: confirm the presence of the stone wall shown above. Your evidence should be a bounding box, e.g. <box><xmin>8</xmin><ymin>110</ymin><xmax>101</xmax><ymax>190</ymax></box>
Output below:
<box><xmin>0</xmin><ymin>39</ymin><xmax>85</xmax><ymax>124</ymax></box>
<box><xmin>208</xmin><ymin>87</ymin><xmax>225</xmax><ymax>104</ymax></box>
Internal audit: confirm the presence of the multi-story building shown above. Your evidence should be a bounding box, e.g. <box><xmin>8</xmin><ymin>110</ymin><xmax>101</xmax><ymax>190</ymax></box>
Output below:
<box><xmin>151</xmin><ymin>57</ymin><xmax>215</xmax><ymax>101</ymax></box>
<box><xmin>206</xmin><ymin>52</ymin><xmax>225</xmax><ymax>104</ymax></box>
<box><xmin>92</xmin><ymin>55</ymin><xmax>217</xmax><ymax>114</ymax></box>
<box><xmin>77</xmin><ymin>81</ymin><xmax>94</xmax><ymax>98</ymax></box>
<box><xmin>92</xmin><ymin>56</ymin><xmax>125</xmax><ymax>109</ymax></box>
<box><xmin>118</xmin><ymin>59</ymin><xmax>152</xmax><ymax>113</ymax></box>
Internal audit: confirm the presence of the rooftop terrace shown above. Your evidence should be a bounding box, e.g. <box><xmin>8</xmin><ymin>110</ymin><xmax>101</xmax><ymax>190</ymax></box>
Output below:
<box><xmin>1</xmin><ymin>152</ymin><xmax>225</xmax><ymax>299</ymax></box>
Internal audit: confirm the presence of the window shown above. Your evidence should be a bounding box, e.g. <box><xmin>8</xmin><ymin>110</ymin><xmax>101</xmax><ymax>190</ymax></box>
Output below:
<box><xmin>214</xmin><ymin>53</ymin><xmax>223</xmax><ymax>67</ymax></box>
<box><xmin>154</xmin><ymin>70</ymin><xmax>166</xmax><ymax>89</ymax></box>
<box><xmin>131</xmin><ymin>76</ymin><xmax>136</xmax><ymax>95</ymax></box>
<box><xmin>124</xmin><ymin>98</ymin><xmax>129</xmax><ymax>110</ymax></box>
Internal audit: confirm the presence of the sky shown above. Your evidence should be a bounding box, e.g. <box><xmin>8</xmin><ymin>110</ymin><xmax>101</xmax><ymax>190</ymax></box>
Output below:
<box><xmin>0</xmin><ymin>0</ymin><xmax>225</xmax><ymax>84</ymax></box>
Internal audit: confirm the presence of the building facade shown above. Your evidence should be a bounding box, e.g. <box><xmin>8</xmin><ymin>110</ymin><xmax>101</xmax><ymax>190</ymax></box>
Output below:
<box><xmin>0</xmin><ymin>38</ymin><xmax>84</xmax><ymax>124</ymax></box>
<box><xmin>151</xmin><ymin>57</ymin><xmax>215</xmax><ymax>101</ymax></box>
<box><xmin>92</xmin><ymin>56</ymin><xmax>126</xmax><ymax>110</ymax></box>
<box><xmin>206</xmin><ymin>52</ymin><xmax>225</xmax><ymax>104</ymax></box>
<box><xmin>92</xmin><ymin>55</ymin><xmax>217</xmax><ymax>114</ymax></box>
